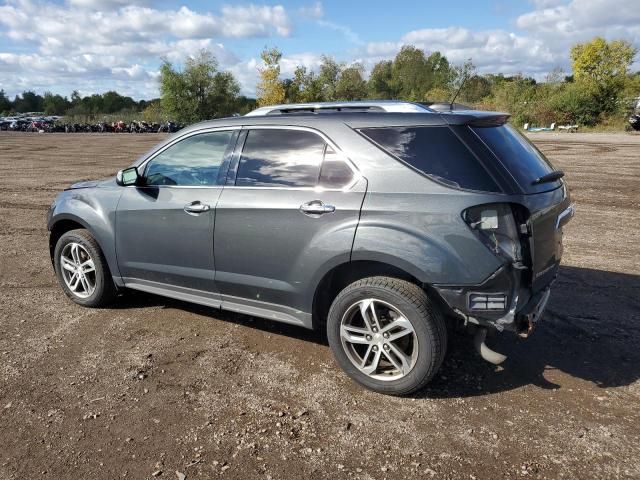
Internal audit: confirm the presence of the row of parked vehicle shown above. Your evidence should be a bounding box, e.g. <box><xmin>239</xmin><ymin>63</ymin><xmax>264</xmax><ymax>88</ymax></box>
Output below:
<box><xmin>0</xmin><ymin>117</ymin><xmax>183</xmax><ymax>133</ymax></box>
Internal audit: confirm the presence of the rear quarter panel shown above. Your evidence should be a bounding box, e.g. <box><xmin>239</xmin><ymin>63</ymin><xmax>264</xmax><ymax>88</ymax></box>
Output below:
<box><xmin>334</xmin><ymin>127</ymin><xmax>505</xmax><ymax>285</ymax></box>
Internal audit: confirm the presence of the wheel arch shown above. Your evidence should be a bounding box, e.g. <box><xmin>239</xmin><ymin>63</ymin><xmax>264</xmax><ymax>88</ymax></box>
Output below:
<box><xmin>48</xmin><ymin>214</ymin><xmax>119</xmax><ymax>283</ymax></box>
<box><xmin>49</xmin><ymin>215</ymin><xmax>90</xmax><ymax>261</ymax></box>
<box><xmin>311</xmin><ymin>259</ymin><xmax>429</xmax><ymax>331</ymax></box>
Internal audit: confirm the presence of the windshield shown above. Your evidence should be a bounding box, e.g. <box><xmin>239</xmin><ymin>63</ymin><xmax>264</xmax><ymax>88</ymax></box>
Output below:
<box><xmin>471</xmin><ymin>124</ymin><xmax>561</xmax><ymax>193</ymax></box>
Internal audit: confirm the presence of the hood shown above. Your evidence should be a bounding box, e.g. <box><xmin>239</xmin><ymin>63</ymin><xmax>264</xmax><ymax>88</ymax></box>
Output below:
<box><xmin>66</xmin><ymin>177</ymin><xmax>116</xmax><ymax>190</ymax></box>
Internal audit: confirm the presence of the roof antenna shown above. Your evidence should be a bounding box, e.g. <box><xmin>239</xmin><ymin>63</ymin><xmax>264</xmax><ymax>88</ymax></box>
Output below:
<box><xmin>449</xmin><ymin>59</ymin><xmax>472</xmax><ymax>111</ymax></box>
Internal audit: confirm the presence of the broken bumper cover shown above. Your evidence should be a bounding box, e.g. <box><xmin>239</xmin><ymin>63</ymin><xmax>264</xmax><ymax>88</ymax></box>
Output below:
<box><xmin>432</xmin><ymin>264</ymin><xmax>556</xmax><ymax>334</ymax></box>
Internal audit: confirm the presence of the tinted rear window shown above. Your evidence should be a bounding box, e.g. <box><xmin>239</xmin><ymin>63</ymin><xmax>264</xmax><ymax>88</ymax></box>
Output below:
<box><xmin>471</xmin><ymin>124</ymin><xmax>561</xmax><ymax>193</ymax></box>
<box><xmin>236</xmin><ymin>129</ymin><xmax>325</xmax><ymax>187</ymax></box>
<box><xmin>359</xmin><ymin>126</ymin><xmax>500</xmax><ymax>192</ymax></box>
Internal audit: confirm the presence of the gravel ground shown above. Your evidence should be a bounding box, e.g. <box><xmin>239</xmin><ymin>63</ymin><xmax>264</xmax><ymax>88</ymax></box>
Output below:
<box><xmin>0</xmin><ymin>131</ymin><xmax>639</xmax><ymax>480</ymax></box>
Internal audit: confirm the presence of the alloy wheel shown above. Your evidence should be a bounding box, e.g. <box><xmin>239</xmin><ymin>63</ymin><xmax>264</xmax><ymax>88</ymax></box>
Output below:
<box><xmin>339</xmin><ymin>298</ymin><xmax>418</xmax><ymax>381</ymax></box>
<box><xmin>60</xmin><ymin>242</ymin><xmax>96</xmax><ymax>299</ymax></box>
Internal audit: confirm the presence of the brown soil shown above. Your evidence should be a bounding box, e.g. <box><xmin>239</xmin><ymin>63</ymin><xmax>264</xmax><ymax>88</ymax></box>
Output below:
<box><xmin>0</xmin><ymin>131</ymin><xmax>639</xmax><ymax>479</ymax></box>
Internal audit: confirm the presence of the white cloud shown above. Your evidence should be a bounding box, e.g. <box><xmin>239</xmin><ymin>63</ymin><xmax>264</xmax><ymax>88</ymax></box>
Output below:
<box><xmin>317</xmin><ymin>20</ymin><xmax>363</xmax><ymax>45</ymax></box>
<box><xmin>0</xmin><ymin>0</ymin><xmax>291</xmax><ymax>98</ymax></box>
<box><xmin>299</xmin><ymin>2</ymin><xmax>324</xmax><ymax>20</ymax></box>
<box><xmin>67</xmin><ymin>0</ymin><xmax>150</xmax><ymax>7</ymax></box>
<box><xmin>219</xmin><ymin>5</ymin><xmax>291</xmax><ymax>38</ymax></box>
<box><xmin>394</xmin><ymin>27</ymin><xmax>556</xmax><ymax>75</ymax></box>
<box><xmin>0</xmin><ymin>0</ymin><xmax>638</xmax><ymax>100</ymax></box>
<box><xmin>517</xmin><ymin>0</ymin><xmax>640</xmax><ymax>38</ymax></box>
<box><xmin>358</xmin><ymin>0</ymin><xmax>639</xmax><ymax>81</ymax></box>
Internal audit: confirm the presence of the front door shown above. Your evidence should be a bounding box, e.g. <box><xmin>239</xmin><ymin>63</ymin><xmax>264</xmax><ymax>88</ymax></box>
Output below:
<box><xmin>116</xmin><ymin>129</ymin><xmax>237</xmax><ymax>300</ymax></box>
<box><xmin>213</xmin><ymin>127</ymin><xmax>366</xmax><ymax>324</ymax></box>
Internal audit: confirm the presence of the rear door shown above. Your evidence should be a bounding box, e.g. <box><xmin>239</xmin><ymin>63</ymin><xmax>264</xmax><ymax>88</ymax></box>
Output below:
<box><xmin>213</xmin><ymin>126</ymin><xmax>366</xmax><ymax>323</ymax></box>
<box><xmin>116</xmin><ymin>129</ymin><xmax>237</xmax><ymax>299</ymax></box>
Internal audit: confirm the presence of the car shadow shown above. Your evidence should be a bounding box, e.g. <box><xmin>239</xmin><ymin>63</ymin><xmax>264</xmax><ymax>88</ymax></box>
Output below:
<box><xmin>112</xmin><ymin>289</ymin><xmax>325</xmax><ymax>345</ymax></box>
<box><xmin>112</xmin><ymin>265</ymin><xmax>640</xmax><ymax>397</ymax></box>
<box><xmin>420</xmin><ymin>265</ymin><xmax>640</xmax><ymax>398</ymax></box>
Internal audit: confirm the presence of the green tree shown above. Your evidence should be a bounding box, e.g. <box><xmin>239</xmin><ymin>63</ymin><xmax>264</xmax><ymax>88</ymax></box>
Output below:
<box><xmin>367</xmin><ymin>60</ymin><xmax>395</xmax><ymax>99</ymax></box>
<box><xmin>449</xmin><ymin>59</ymin><xmax>475</xmax><ymax>102</ymax></box>
<box><xmin>160</xmin><ymin>49</ymin><xmax>240</xmax><ymax>124</ymax></box>
<box><xmin>317</xmin><ymin>55</ymin><xmax>341</xmax><ymax>101</ymax></box>
<box><xmin>42</xmin><ymin>92</ymin><xmax>70</xmax><ymax>115</ymax></box>
<box><xmin>13</xmin><ymin>91</ymin><xmax>44</xmax><ymax>112</ymax></box>
<box><xmin>485</xmin><ymin>75</ymin><xmax>538</xmax><ymax>126</ymax></box>
<box><xmin>391</xmin><ymin>46</ymin><xmax>430</xmax><ymax>101</ymax></box>
<box><xmin>70</xmin><ymin>90</ymin><xmax>82</xmax><ymax>106</ymax></box>
<box><xmin>257</xmin><ymin>47</ymin><xmax>285</xmax><ymax>107</ymax></box>
<box><xmin>462</xmin><ymin>76</ymin><xmax>492</xmax><ymax>103</ymax></box>
<box><xmin>286</xmin><ymin>65</ymin><xmax>323</xmax><ymax>102</ymax></box>
<box><xmin>101</xmin><ymin>91</ymin><xmax>137</xmax><ymax>113</ymax></box>
<box><xmin>142</xmin><ymin>100</ymin><xmax>164</xmax><ymax>123</ymax></box>
<box><xmin>335</xmin><ymin>64</ymin><xmax>367</xmax><ymax>100</ymax></box>
<box><xmin>548</xmin><ymin>82</ymin><xmax>600</xmax><ymax>126</ymax></box>
<box><xmin>0</xmin><ymin>89</ymin><xmax>11</xmax><ymax>113</ymax></box>
<box><xmin>424</xmin><ymin>86</ymin><xmax>450</xmax><ymax>102</ymax></box>
<box><xmin>425</xmin><ymin>51</ymin><xmax>453</xmax><ymax>90</ymax></box>
<box><xmin>571</xmin><ymin>37</ymin><xmax>637</xmax><ymax>112</ymax></box>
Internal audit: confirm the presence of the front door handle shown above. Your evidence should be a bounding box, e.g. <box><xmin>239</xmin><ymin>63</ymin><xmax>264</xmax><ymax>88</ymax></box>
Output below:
<box><xmin>184</xmin><ymin>201</ymin><xmax>210</xmax><ymax>215</ymax></box>
<box><xmin>300</xmin><ymin>200</ymin><xmax>336</xmax><ymax>215</ymax></box>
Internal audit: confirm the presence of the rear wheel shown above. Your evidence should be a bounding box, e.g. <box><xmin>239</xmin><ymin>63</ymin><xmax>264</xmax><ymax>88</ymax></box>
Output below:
<box><xmin>54</xmin><ymin>229</ymin><xmax>116</xmax><ymax>307</ymax></box>
<box><xmin>327</xmin><ymin>276</ymin><xmax>446</xmax><ymax>395</ymax></box>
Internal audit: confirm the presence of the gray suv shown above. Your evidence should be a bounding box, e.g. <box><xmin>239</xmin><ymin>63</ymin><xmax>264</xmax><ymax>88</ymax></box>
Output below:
<box><xmin>47</xmin><ymin>101</ymin><xmax>574</xmax><ymax>395</ymax></box>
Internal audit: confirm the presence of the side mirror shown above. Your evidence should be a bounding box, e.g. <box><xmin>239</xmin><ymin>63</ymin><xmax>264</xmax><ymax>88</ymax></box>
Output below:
<box><xmin>116</xmin><ymin>166</ymin><xmax>140</xmax><ymax>186</ymax></box>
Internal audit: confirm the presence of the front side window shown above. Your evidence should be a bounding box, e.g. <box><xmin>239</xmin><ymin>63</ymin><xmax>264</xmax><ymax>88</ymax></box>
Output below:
<box><xmin>144</xmin><ymin>131</ymin><xmax>233</xmax><ymax>186</ymax></box>
<box><xmin>359</xmin><ymin>126</ymin><xmax>501</xmax><ymax>192</ymax></box>
<box><xmin>235</xmin><ymin>129</ymin><xmax>326</xmax><ymax>188</ymax></box>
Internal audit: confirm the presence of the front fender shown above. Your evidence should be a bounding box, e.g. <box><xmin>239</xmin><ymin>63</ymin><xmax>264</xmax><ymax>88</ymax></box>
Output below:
<box><xmin>48</xmin><ymin>186</ymin><xmax>122</xmax><ymax>280</ymax></box>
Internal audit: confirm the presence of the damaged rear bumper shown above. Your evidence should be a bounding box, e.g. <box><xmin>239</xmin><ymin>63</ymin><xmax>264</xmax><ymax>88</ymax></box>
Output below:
<box><xmin>432</xmin><ymin>263</ymin><xmax>555</xmax><ymax>336</ymax></box>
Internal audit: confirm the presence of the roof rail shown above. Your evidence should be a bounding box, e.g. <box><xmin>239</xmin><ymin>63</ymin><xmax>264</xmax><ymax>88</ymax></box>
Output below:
<box><xmin>244</xmin><ymin>101</ymin><xmax>434</xmax><ymax>117</ymax></box>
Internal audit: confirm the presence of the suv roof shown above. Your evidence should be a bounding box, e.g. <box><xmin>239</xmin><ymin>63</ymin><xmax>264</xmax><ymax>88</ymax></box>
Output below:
<box><xmin>244</xmin><ymin>100</ymin><xmax>435</xmax><ymax>116</ymax></box>
<box><xmin>179</xmin><ymin>108</ymin><xmax>510</xmax><ymax>138</ymax></box>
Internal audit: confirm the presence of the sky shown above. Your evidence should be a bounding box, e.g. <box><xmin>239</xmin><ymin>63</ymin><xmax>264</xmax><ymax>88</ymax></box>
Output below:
<box><xmin>0</xmin><ymin>0</ymin><xmax>639</xmax><ymax>100</ymax></box>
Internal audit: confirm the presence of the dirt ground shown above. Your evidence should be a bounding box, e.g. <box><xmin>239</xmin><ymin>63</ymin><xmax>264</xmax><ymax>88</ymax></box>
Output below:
<box><xmin>0</xmin><ymin>131</ymin><xmax>639</xmax><ymax>480</ymax></box>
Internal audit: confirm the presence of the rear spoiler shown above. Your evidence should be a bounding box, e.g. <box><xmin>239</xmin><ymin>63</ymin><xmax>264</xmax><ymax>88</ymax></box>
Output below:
<box><xmin>467</xmin><ymin>113</ymin><xmax>510</xmax><ymax>127</ymax></box>
<box><xmin>439</xmin><ymin>110</ymin><xmax>510</xmax><ymax>127</ymax></box>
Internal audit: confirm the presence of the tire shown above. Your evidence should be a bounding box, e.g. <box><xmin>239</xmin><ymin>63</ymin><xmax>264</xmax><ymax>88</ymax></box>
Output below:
<box><xmin>53</xmin><ymin>229</ymin><xmax>116</xmax><ymax>307</ymax></box>
<box><xmin>327</xmin><ymin>276</ymin><xmax>447</xmax><ymax>396</ymax></box>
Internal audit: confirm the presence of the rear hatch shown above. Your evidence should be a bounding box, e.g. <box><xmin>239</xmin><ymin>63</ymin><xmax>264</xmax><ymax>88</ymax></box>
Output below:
<box><xmin>470</xmin><ymin>124</ymin><xmax>572</xmax><ymax>291</ymax></box>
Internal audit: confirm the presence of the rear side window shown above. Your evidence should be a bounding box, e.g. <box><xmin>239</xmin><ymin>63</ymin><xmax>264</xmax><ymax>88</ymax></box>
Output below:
<box><xmin>471</xmin><ymin>124</ymin><xmax>560</xmax><ymax>193</ymax></box>
<box><xmin>359</xmin><ymin>126</ymin><xmax>500</xmax><ymax>192</ymax></box>
<box><xmin>236</xmin><ymin>129</ymin><xmax>325</xmax><ymax>187</ymax></box>
<box><xmin>319</xmin><ymin>146</ymin><xmax>354</xmax><ymax>189</ymax></box>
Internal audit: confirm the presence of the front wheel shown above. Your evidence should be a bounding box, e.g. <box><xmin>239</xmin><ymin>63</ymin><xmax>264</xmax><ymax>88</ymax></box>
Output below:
<box><xmin>53</xmin><ymin>229</ymin><xmax>116</xmax><ymax>307</ymax></box>
<box><xmin>327</xmin><ymin>277</ymin><xmax>447</xmax><ymax>396</ymax></box>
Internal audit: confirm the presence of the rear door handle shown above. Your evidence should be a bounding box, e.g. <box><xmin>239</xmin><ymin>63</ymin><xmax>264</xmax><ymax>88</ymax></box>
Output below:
<box><xmin>300</xmin><ymin>200</ymin><xmax>336</xmax><ymax>215</ymax></box>
<box><xmin>184</xmin><ymin>201</ymin><xmax>210</xmax><ymax>215</ymax></box>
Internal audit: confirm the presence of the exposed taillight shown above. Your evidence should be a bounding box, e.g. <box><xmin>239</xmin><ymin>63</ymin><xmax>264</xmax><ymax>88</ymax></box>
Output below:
<box><xmin>462</xmin><ymin>203</ymin><xmax>522</xmax><ymax>263</ymax></box>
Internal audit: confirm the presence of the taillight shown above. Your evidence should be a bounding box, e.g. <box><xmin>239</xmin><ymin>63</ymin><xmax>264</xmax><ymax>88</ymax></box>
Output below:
<box><xmin>462</xmin><ymin>203</ymin><xmax>522</xmax><ymax>263</ymax></box>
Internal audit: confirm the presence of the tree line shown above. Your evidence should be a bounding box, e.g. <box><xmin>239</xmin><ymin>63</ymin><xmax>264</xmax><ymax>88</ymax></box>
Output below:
<box><xmin>2</xmin><ymin>36</ymin><xmax>638</xmax><ymax>129</ymax></box>
<box><xmin>0</xmin><ymin>90</ymin><xmax>153</xmax><ymax>117</ymax></box>
<box><xmin>257</xmin><ymin>37</ymin><xmax>638</xmax><ymax>128</ymax></box>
